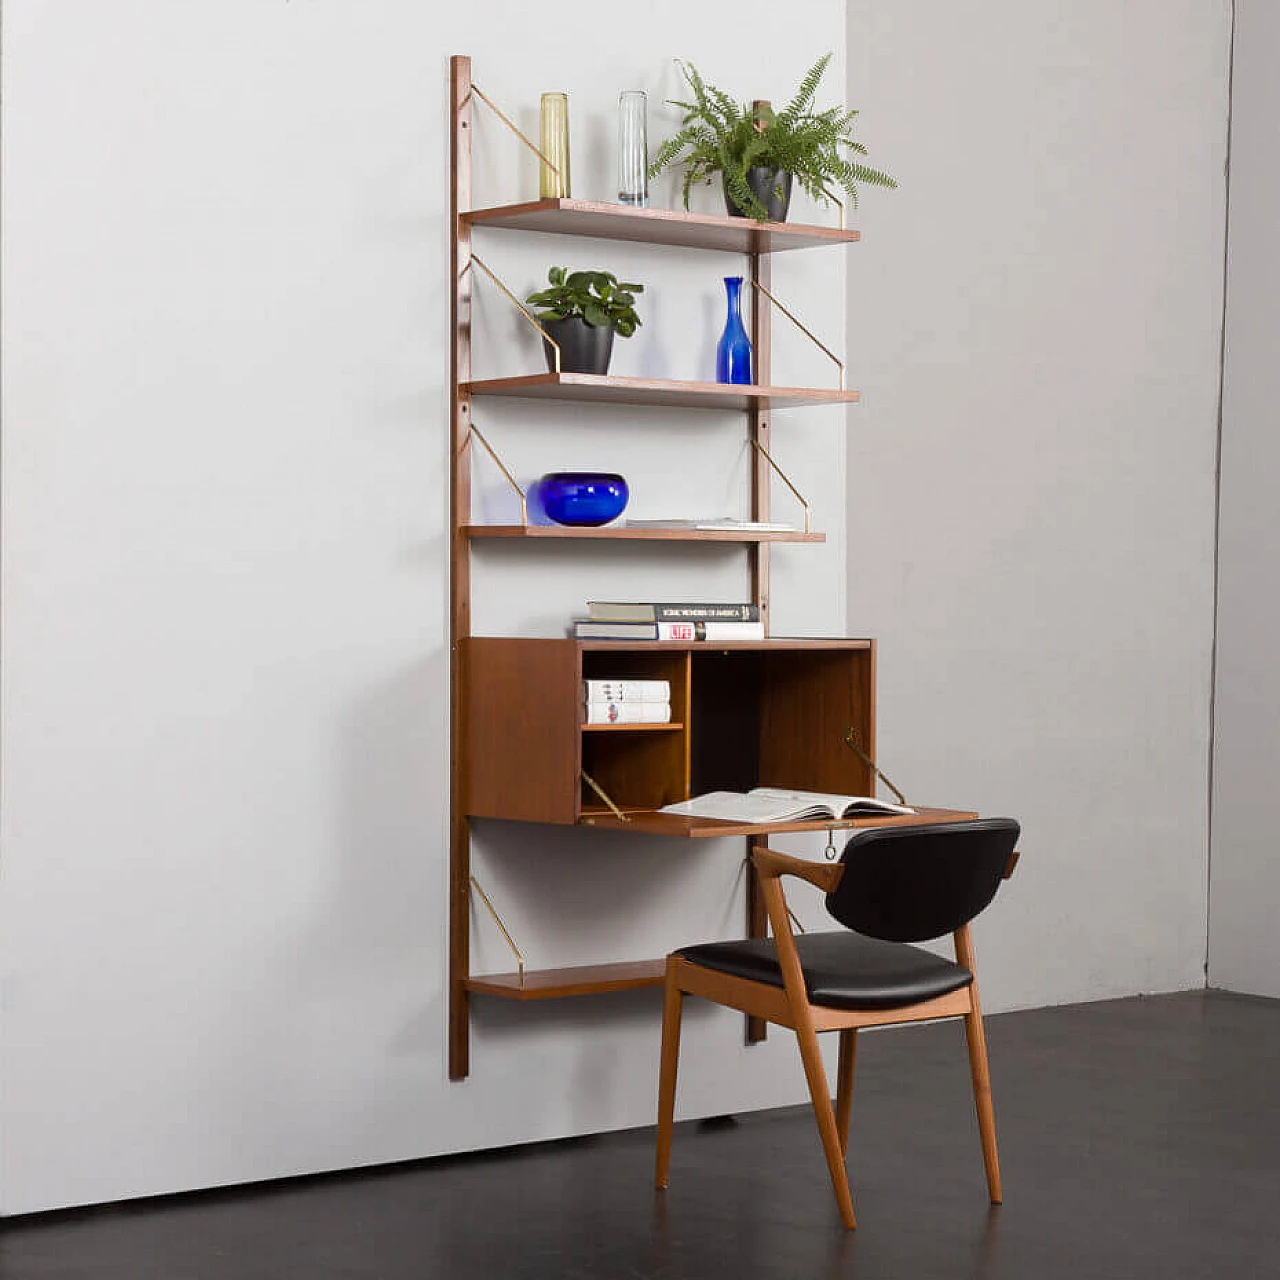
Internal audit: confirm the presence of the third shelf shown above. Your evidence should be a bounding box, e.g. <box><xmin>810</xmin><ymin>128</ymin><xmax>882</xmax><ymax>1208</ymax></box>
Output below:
<box><xmin>464</xmin><ymin>372</ymin><xmax>858</xmax><ymax>411</ymax></box>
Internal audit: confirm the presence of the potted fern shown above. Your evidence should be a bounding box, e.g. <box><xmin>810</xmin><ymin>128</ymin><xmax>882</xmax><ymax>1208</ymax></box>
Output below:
<box><xmin>526</xmin><ymin>267</ymin><xmax>644</xmax><ymax>376</ymax></box>
<box><xmin>648</xmin><ymin>53</ymin><xmax>896</xmax><ymax>223</ymax></box>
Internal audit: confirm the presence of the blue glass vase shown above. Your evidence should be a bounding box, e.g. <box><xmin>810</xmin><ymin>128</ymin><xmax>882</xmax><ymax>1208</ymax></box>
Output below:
<box><xmin>716</xmin><ymin>276</ymin><xmax>753</xmax><ymax>385</ymax></box>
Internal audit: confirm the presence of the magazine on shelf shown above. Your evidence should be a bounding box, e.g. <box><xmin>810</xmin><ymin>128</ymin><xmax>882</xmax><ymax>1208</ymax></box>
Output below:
<box><xmin>658</xmin><ymin>787</ymin><xmax>915</xmax><ymax>824</ymax></box>
<box><xmin>623</xmin><ymin>518</ymin><xmax>796</xmax><ymax>532</ymax></box>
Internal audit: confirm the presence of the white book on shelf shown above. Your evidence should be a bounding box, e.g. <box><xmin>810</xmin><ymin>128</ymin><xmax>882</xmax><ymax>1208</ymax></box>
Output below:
<box><xmin>583</xmin><ymin>701</ymin><xmax>672</xmax><ymax>725</ymax></box>
<box><xmin>583</xmin><ymin>679</ymin><xmax>671</xmax><ymax>702</ymax></box>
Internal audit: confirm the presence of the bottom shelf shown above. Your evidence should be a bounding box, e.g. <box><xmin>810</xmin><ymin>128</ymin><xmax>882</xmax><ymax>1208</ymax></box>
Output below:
<box><xmin>464</xmin><ymin>959</ymin><xmax>666</xmax><ymax>1001</ymax></box>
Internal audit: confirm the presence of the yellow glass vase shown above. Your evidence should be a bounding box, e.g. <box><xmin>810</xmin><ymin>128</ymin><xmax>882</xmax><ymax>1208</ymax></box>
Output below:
<box><xmin>539</xmin><ymin>92</ymin><xmax>571</xmax><ymax>198</ymax></box>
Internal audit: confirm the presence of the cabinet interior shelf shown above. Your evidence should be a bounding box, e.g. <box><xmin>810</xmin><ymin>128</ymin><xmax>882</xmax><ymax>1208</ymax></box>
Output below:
<box><xmin>463</xmin><ymin>524</ymin><xmax>825</xmax><ymax>544</ymax></box>
<box><xmin>462</xmin><ymin>198</ymin><xmax>861</xmax><ymax>254</ymax></box>
<box><xmin>464</xmin><ymin>372</ymin><xmax>859</xmax><ymax>411</ymax></box>
<box><xmin>581</xmin><ymin>722</ymin><xmax>684</xmax><ymax>732</ymax></box>
<box><xmin>464</xmin><ymin>959</ymin><xmax>667</xmax><ymax>1000</ymax></box>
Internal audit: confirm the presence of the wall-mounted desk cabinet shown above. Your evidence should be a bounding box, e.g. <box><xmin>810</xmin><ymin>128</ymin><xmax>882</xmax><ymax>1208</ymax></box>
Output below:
<box><xmin>446</xmin><ymin>55</ymin><xmax>970</xmax><ymax>1078</ymax></box>
<box><xmin>465</xmin><ymin>637</ymin><xmax>876</xmax><ymax>826</ymax></box>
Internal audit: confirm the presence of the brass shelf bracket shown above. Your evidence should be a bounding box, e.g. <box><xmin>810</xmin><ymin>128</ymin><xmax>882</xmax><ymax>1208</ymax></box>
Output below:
<box><xmin>469</xmin><ymin>83</ymin><xmax>564</xmax><ymax>183</ymax></box>
<box><xmin>748</xmin><ymin>279</ymin><xmax>845</xmax><ymax>390</ymax></box>
<box><xmin>819</xmin><ymin>186</ymin><xmax>847</xmax><ymax>231</ymax></box>
<box><xmin>467</xmin><ymin>421</ymin><xmax>528</xmax><ymax>525</ymax></box>
<box><xmin>469</xmin><ymin>874</ymin><xmax>526</xmax><ymax>987</ymax></box>
<box><xmin>581</xmin><ymin>769</ymin><xmax>630</xmax><ymax>823</ymax></box>
<box><xmin>843</xmin><ymin>729</ymin><xmax>908</xmax><ymax>807</ymax></box>
<box><xmin>466</xmin><ymin>255</ymin><xmax>562</xmax><ymax>374</ymax></box>
<box><xmin>749</xmin><ymin>439</ymin><xmax>812</xmax><ymax>534</ymax></box>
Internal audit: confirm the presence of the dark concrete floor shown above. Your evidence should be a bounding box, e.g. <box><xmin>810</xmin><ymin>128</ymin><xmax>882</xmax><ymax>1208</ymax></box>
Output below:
<box><xmin>2</xmin><ymin>990</ymin><xmax>1278</xmax><ymax>1279</ymax></box>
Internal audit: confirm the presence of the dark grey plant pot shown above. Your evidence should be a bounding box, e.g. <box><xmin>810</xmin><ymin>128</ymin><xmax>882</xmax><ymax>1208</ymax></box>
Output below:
<box><xmin>542</xmin><ymin>316</ymin><xmax>615</xmax><ymax>375</ymax></box>
<box><xmin>724</xmin><ymin>168</ymin><xmax>793</xmax><ymax>222</ymax></box>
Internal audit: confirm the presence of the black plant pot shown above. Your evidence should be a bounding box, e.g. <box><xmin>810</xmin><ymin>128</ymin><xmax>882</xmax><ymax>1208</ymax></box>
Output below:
<box><xmin>542</xmin><ymin>316</ymin><xmax>615</xmax><ymax>376</ymax></box>
<box><xmin>723</xmin><ymin>167</ymin><xmax>793</xmax><ymax>222</ymax></box>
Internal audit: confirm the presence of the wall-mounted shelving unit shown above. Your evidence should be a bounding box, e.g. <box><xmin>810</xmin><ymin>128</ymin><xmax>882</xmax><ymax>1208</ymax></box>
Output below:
<box><xmin>448</xmin><ymin>55</ymin><xmax>970</xmax><ymax>1080</ymax></box>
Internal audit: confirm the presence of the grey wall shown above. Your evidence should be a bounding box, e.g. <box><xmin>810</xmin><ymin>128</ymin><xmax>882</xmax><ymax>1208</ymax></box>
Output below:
<box><xmin>846</xmin><ymin>0</ymin><xmax>1229</xmax><ymax>1011</ymax></box>
<box><xmin>1210</xmin><ymin>0</ymin><xmax>1280</xmax><ymax>997</ymax></box>
<box><xmin>0</xmin><ymin>0</ymin><xmax>852</xmax><ymax>1215</ymax></box>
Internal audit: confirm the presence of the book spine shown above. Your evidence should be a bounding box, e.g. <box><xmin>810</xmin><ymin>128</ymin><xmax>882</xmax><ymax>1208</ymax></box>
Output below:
<box><xmin>655</xmin><ymin>621</ymin><xmax>766</xmax><ymax>641</ymax></box>
<box><xmin>588</xmin><ymin>602</ymin><xmax>760</xmax><ymax>622</ymax></box>
<box><xmin>583</xmin><ymin>701</ymin><xmax>672</xmax><ymax>725</ymax></box>
<box><xmin>583</xmin><ymin>680</ymin><xmax>671</xmax><ymax>702</ymax></box>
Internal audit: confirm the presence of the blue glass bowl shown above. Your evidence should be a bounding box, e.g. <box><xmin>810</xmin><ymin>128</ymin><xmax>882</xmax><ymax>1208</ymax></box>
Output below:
<box><xmin>537</xmin><ymin>472</ymin><xmax>629</xmax><ymax>527</ymax></box>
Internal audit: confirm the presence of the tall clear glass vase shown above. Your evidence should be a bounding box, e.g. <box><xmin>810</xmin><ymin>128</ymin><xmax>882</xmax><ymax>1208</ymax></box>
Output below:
<box><xmin>618</xmin><ymin>90</ymin><xmax>649</xmax><ymax>207</ymax></box>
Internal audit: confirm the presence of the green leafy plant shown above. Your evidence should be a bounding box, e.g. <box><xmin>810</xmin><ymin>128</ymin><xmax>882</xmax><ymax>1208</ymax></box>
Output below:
<box><xmin>525</xmin><ymin>268</ymin><xmax>644</xmax><ymax>337</ymax></box>
<box><xmin>648</xmin><ymin>52</ymin><xmax>897</xmax><ymax>220</ymax></box>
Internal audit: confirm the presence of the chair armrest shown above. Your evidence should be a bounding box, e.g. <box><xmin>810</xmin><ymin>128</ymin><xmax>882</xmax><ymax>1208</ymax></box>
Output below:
<box><xmin>752</xmin><ymin>845</ymin><xmax>845</xmax><ymax>894</ymax></box>
<box><xmin>1004</xmin><ymin>851</ymin><xmax>1020</xmax><ymax>879</ymax></box>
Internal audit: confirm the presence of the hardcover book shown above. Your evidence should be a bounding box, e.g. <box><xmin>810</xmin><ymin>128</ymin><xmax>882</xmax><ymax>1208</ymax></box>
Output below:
<box><xmin>586</xmin><ymin>602</ymin><xmax>760</xmax><ymax>623</ymax></box>
<box><xmin>583</xmin><ymin>679</ymin><xmax>671</xmax><ymax>702</ymax></box>
<box><xmin>583</xmin><ymin>701</ymin><xmax>672</xmax><ymax>725</ymax></box>
<box><xmin>574</xmin><ymin>619</ymin><xmax>765</xmax><ymax>641</ymax></box>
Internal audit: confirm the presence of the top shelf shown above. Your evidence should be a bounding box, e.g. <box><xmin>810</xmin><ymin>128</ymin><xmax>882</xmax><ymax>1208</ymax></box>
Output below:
<box><xmin>462</xmin><ymin>199</ymin><xmax>860</xmax><ymax>254</ymax></box>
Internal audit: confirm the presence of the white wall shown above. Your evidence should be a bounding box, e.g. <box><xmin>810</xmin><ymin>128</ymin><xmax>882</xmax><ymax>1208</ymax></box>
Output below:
<box><xmin>845</xmin><ymin>0</ymin><xmax>1229</xmax><ymax>1011</ymax></box>
<box><xmin>0</xmin><ymin>0</ymin><xmax>851</xmax><ymax>1214</ymax></box>
<box><xmin>0</xmin><ymin>0</ymin><xmax>1236</xmax><ymax>1217</ymax></box>
<box><xmin>1209</xmin><ymin>0</ymin><xmax>1280</xmax><ymax>996</ymax></box>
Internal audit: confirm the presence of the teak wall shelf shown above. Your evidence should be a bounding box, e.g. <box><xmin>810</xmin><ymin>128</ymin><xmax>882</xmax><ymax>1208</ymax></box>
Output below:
<box><xmin>465</xmin><ymin>373</ymin><xmax>858</xmax><ymax>410</ymax></box>
<box><xmin>462</xmin><ymin>197</ymin><xmax>861</xmax><ymax>253</ymax></box>
<box><xmin>463</xmin><ymin>525</ymin><xmax>825</xmax><ymax>543</ymax></box>
<box><xmin>448</xmin><ymin>55</ymin><xmax>896</xmax><ymax>1079</ymax></box>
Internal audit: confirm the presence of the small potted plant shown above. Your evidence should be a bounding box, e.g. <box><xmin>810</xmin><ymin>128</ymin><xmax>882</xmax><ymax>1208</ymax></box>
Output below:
<box><xmin>525</xmin><ymin>268</ymin><xmax>644</xmax><ymax>376</ymax></box>
<box><xmin>648</xmin><ymin>52</ymin><xmax>896</xmax><ymax>222</ymax></box>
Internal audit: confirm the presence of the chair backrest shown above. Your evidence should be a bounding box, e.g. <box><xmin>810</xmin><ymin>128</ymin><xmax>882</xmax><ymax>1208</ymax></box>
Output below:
<box><xmin>824</xmin><ymin>818</ymin><xmax>1020</xmax><ymax>943</ymax></box>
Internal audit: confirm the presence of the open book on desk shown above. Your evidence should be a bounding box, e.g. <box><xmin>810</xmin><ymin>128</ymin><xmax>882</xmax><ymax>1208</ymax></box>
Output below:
<box><xmin>658</xmin><ymin>787</ymin><xmax>915</xmax><ymax>824</ymax></box>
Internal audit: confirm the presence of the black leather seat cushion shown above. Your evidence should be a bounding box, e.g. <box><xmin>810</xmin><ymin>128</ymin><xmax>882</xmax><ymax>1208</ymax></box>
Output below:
<box><xmin>675</xmin><ymin>931</ymin><xmax>973</xmax><ymax>1011</ymax></box>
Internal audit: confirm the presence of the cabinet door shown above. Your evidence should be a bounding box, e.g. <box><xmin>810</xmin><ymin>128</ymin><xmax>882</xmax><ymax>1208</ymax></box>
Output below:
<box><xmin>757</xmin><ymin>648</ymin><xmax>875</xmax><ymax>794</ymax></box>
<box><xmin>463</xmin><ymin>638</ymin><xmax>580</xmax><ymax>823</ymax></box>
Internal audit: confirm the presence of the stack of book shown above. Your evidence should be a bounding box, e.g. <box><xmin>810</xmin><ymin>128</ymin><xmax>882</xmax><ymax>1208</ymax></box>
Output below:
<box><xmin>584</xmin><ymin>678</ymin><xmax>672</xmax><ymax>725</ymax></box>
<box><xmin>573</xmin><ymin>601</ymin><xmax>765</xmax><ymax>642</ymax></box>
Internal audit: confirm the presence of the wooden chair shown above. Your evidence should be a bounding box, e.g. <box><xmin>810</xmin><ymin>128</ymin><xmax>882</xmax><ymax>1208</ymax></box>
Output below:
<box><xmin>655</xmin><ymin>818</ymin><xmax>1021</xmax><ymax>1230</ymax></box>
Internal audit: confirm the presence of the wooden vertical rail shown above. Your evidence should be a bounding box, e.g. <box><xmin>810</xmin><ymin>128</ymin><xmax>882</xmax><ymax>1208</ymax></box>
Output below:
<box><xmin>449</xmin><ymin>54</ymin><xmax>474</xmax><ymax>1082</ymax></box>
<box><xmin>748</xmin><ymin>249</ymin><xmax>772</xmax><ymax>631</ymax></box>
<box><xmin>745</xmin><ymin>248</ymin><xmax>772</xmax><ymax>1045</ymax></box>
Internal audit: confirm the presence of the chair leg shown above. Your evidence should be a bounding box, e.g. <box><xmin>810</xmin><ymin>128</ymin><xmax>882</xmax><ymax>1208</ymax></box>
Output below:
<box><xmin>654</xmin><ymin>965</ymin><xmax>683</xmax><ymax>1190</ymax></box>
<box><xmin>835</xmin><ymin>1028</ymin><xmax>856</xmax><ymax>1158</ymax></box>
<box><xmin>795</xmin><ymin>1022</ymin><xmax>857</xmax><ymax>1230</ymax></box>
<box><xmin>963</xmin><ymin>995</ymin><xmax>1002</xmax><ymax>1203</ymax></box>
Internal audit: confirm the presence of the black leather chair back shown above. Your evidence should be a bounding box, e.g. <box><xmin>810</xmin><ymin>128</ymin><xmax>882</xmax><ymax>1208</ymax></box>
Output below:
<box><xmin>824</xmin><ymin>819</ymin><xmax>1020</xmax><ymax>943</ymax></box>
